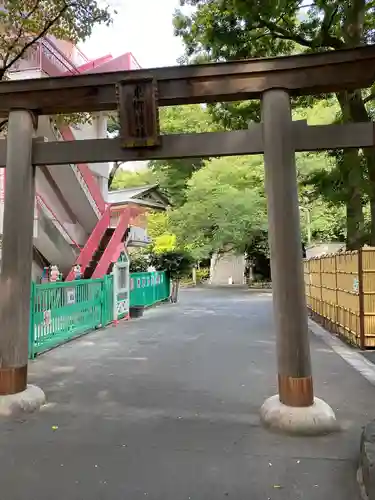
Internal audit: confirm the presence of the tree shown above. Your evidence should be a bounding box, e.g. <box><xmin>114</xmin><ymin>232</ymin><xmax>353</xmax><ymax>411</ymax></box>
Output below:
<box><xmin>169</xmin><ymin>151</ymin><xmax>347</xmax><ymax>261</ymax></box>
<box><xmin>150</xmin><ymin>249</ymin><xmax>194</xmax><ymax>301</ymax></box>
<box><xmin>147</xmin><ymin>212</ymin><xmax>177</xmax><ymax>253</ymax></box>
<box><xmin>170</xmin><ymin>155</ymin><xmax>268</xmax><ymax>258</ymax></box>
<box><xmin>110</xmin><ymin>168</ymin><xmax>157</xmax><ymax>191</ymax></box>
<box><xmin>108</xmin><ymin>104</ymin><xmax>220</xmax><ymax>203</ymax></box>
<box><xmin>129</xmin><ymin>251</ymin><xmax>149</xmax><ymax>273</ymax></box>
<box><xmin>1</xmin><ymin>0</ymin><xmax>112</xmax><ymax>74</ymax></box>
<box><xmin>300</xmin><ymin>148</ymin><xmax>367</xmax><ymax>247</ymax></box>
<box><xmin>0</xmin><ymin>0</ymin><xmax>113</xmax><ymax>131</ymax></box>
<box><xmin>174</xmin><ymin>0</ymin><xmax>375</xmax><ymax>246</ymax></box>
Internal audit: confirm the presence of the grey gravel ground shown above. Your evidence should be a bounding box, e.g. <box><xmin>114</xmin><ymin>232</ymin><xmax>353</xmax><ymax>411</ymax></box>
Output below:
<box><xmin>0</xmin><ymin>287</ymin><xmax>373</xmax><ymax>500</ymax></box>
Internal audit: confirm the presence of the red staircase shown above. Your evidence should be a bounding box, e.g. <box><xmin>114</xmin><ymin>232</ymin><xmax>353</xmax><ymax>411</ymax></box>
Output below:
<box><xmin>84</xmin><ymin>227</ymin><xmax>116</xmax><ymax>278</ymax></box>
<box><xmin>65</xmin><ymin>206</ymin><xmax>135</xmax><ymax>281</ymax></box>
<box><xmin>65</xmin><ymin>206</ymin><xmax>110</xmax><ymax>281</ymax></box>
<box><xmin>91</xmin><ymin>208</ymin><xmax>133</xmax><ymax>279</ymax></box>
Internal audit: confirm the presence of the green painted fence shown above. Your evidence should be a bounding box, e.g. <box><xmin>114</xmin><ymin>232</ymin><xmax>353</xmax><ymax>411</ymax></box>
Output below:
<box><xmin>29</xmin><ymin>276</ymin><xmax>114</xmax><ymax>358</ymax></box>
<box><xmin>28</xmin><ymin>271</ymin><xmax>169</xmax><ymax>358</ymax></box>
<box><xmin>130</xmin><ymin>271</ymin><xmax>170</xmax><ymax>308</ymax></box>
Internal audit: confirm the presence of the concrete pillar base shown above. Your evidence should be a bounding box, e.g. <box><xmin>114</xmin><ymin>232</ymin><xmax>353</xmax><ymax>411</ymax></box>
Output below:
<box><xmin>260</xmin><ymin>394</ymin><xmax>338</xmax><ymax>435</ymax></box>
<box><xmin>0</xmin><ymin>385</ymin><xmax>46</xmax><ymax>417</ymax></box>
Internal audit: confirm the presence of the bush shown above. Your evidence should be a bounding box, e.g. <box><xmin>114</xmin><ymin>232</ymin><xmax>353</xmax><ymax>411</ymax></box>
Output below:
<box><xmin>129</xmin><ymin>253</ymin><xmax>149</xmax><ymax>273</ymax></box>
<box><xmin>196</xmin><ymin>268</ymin><xmax>210</xmax><ymax>283</ymax></box>
<box><xmin>150</xmin><ymin>250</ymin><xmax>194</xmax><ymax>280</ymax></box>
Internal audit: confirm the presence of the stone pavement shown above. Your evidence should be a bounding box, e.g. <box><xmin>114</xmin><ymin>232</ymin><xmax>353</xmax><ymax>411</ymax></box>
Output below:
<box><xmin>1</xmin><ymin>287</ymin><xmax>374</xmax><ymax>500</ymax></box>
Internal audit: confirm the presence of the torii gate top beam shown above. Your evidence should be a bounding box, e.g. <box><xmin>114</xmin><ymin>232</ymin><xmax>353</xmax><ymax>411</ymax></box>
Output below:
<box><xmin>0</xmin><ymin>46</ymin><xmax>375</xmax><ymax>115</ymax></box>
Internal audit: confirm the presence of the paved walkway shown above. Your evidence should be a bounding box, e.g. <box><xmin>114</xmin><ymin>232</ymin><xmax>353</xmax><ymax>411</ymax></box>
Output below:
<box><xmin>1</xmin><ymin>288</ymin><xmax>374</xmax><ymax>499</ymax></box>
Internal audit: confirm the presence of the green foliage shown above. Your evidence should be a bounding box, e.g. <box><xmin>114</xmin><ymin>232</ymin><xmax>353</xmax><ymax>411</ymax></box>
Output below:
<box><xmin>152</xmin><ymin>233</ymin><xmax>177</xmax><ymax>254</ymax></box>
<box><xmin>0</xmin><ymin>0</ymin><xmax>113</xmax><ymax>78</ymax></box>
<box><xmin>170</xmin><ymin>155</ymin><xmax>268</xmax><ymax>257</ymax></box>
<box><xmin>129</xmin><ymin>252</ymin><xmax>149</xmax><ymax>273</ymax></box>
<box><xmin>147</xmin><ymin>212</ymin><xmax>170</xmax><ymax>239</ymax></box>
<box><xmin>108</xmin><ymin>105</ymin><xmax>216</xmax><ymax>202</ymax></box>
<box><xmin>196</xmin><ymin>267</ymin><xmax>210</xmax><ymax>283</ymax></box>
<box><xmin>174</xmin><ymin>1</ymin><xmax>375</xmax><ymax>59</ymax></box>
<box><xmin>150</xmin><ymin>250</ymin><xmax>194</xmax><ymax>279</ymax></box>
<box><xmin>167</xmin><ymin>149</ymin><xmax>348</xmax><ymax>258</ymax></box>
<box><xmin>147</xmin><ymin>211</ymin><xmax>177</xmax><ymax>254</ymax></box>
<box><xmin>174</xmin><ymin>0</ymin><xmax>375</xmax><ymax>247</ymax></box>
<box><xmin>149</xmin><ymin>105</ymin><xmax>220</xmax><ymax>205</ymax></box>
<box><xmin>110</xmin><ymin>169</ymin><xmax>157</xmax><ymax>191</ymax></box>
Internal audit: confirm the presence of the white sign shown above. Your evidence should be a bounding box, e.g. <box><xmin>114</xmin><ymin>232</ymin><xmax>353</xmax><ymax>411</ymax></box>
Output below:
<box><xmin>128</xmin><ymin>226</ymin><xmax>151</xmax><ymax>245</ymax></box>
<box><xmin>66</xmin><ymin>288</ymin><xmax>76</xmax><ymax>305</ymax></box>
<box><xmin>117</xmin><ymin>300</ymin><xmax>128</xmax><ymax>315</ymax></box>
<box><xmin>353</xmin><ymin>278</ymin><xmax>359</xmax><ymax>294</ymax></box>
<box><xmin>43</xmin><ymin>310</ymin><xmax>52</xmax><ymax>326</ymax></box>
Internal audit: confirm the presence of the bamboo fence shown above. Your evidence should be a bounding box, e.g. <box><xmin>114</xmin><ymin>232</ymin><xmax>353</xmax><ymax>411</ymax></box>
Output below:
<box><xmin>304</xmin><ymin>247</ymin><xmax>375</xmax><ymax>348</ymax></box>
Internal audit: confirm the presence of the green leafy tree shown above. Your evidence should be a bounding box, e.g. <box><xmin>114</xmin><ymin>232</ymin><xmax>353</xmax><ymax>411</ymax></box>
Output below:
<box><xmin>147</xmin><ymin>212</ymin><xmax>177</xmax><ymax>253</ymax></box>
<box><xmin>174</xmin><ymin>0</ymin><xmax>375</xmax><ymax>246</ymax></box>
<box><xmin>110</xmin><ymin>168</ymin><xmax>157</xmax><ymax>191</ymax></box>
<box><xmin>170</xmin><ymin>152</ymin><xmax>347</xmax><ymax>258</ymax></box>
<box><xmin>108</xmin><ymin>104</ymin><xmax>220</xmax><ymax>203</ymax></box>
<box><xmin>129</xmin><ymin>251</ymin><xmax>149</xmax><ymax>273</ymax></box>
<box><xmin>170</xmin><ymin>155</ymin><xmax>268</xmax><ymax>257</ymax></box>
<box><xmin>150</xmin><ymin>249</ymin><xmax>194</xmax><ymax>302</ymax></box>
<box><xmin>301</xmin><ymin>148</ymin><xmax>366</xmax><ymax>247</ymax></box>
<box><xmin>150</xmin><ymin>249</ymin><xmax>194</xmax><ymax>279</ymax></box>
<box><xmin>0</xmin><ymin>0</ymin><xmax>114</xmax><ymax>131</ymax></box>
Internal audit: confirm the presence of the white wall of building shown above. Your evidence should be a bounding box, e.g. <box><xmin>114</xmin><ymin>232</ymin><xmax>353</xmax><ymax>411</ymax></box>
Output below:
<box><xmin>69</xmin><ymin>112</ymin><xmax>110</xmax><ymax>201</ymax></box>
<box><xmin>7</xmin><ymin>69</ymin><xmax>44</xmax><ymax>80</ymax></box>
<box><xmin>209</xmin><ymin>253</ymin><xmax>246</xmax><ymax>286</ymax></box>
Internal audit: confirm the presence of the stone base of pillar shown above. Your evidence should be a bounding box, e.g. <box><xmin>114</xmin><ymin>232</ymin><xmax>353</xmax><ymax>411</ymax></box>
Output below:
<box><xmin>260</xmin><ymin>394</ymin><xmax>338</xmax><ymax>435</ymax></box>
<box><xmin>0</xmin><ymin>385</ymin><xmax>45</xmax><ymax>417</ymax></box>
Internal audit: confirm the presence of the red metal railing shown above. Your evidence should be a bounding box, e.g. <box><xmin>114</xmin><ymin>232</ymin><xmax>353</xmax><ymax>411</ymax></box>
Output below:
<box><xmin>91</xmin><ymin>208</ymin><xmax>134</xmax><ymax>279</ymax></box>
<box><xmin>58</xmin><ymin>126</ymin><xmax>106</xmax><ymax>215</ymax></box>
<box><xmin>65</xmin><ymin>205</ymin><xmax>111</xmax><ymax>281</ymax></box>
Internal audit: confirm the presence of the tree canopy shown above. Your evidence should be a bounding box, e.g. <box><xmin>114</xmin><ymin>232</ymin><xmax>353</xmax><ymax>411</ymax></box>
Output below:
<box><xmin>169</xmin><ymin>152</ymin><xmax>346</xmax><ymax>260</ymax></box>
<box><xmin>170</xmin><ymin>155</ymin><xmax>267</xmax><ymax>257</ymax></box>
<box><xmin>112</xmin><ymin>99</ymin><xmax>347</xmax><ymax>264</ymax></box>
<box><xmin>110</xmin><ymin>104</ymin><xmax>219</xmax><ymax>205</ymax></box>
<box><xmin>173</xmin><ymin>0</ymin><xmax>375</xmax><ymax>248</ymax></box>
<box><xmin>110</xmin><ymin>168</ymin><xmax>156</xmax><ymax>191</ymax></box>
<box><xmin>0</xmin><ymin>0</ymin><xmax>114</xmax><ymax>132</ymax></box>
<box><xmin>0</xmin><ymin>0</ymin><xmax>113</xmax><ymax>78</ymax></box>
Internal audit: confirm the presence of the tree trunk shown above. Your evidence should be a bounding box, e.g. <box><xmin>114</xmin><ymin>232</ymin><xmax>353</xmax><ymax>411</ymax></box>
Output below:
<box><xmin>108</xmin><ymin>162</ymin><xmax>121</xmax><ymax>189</ymax></box>
<box><xmin>346</xmin><ymin>194</ymin><xmax>364</xmax><ymax>250</ymax></box>
<box><xmin>335</xmin><ymin>91</ymin><xmax>368</xmax><ymax>247</ymax></box>
<box><xmin>342</xmin><ymin>149</ymin><xmax>365</xmax><ymax>250</ymax></box>
<box><xmin>171</xmin><ymin>279</ymin><xmax>180</xmax><ymax>303</ymax></box>
<box><xmin>344</xmin><ymin>92</ymin><xmax>375</xmax><ymax>245</ymax></box>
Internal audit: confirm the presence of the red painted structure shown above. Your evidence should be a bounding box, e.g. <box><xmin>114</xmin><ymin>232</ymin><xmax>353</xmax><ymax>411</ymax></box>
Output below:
<box><xmin>7</xmin><ymin>36</ymin><xmax>142</xmax><ymax>280</ymax></box>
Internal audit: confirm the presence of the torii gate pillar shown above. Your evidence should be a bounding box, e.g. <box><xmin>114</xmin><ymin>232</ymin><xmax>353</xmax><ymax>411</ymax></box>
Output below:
<box><xmin>260</xmin><ymin>89</ymin><xmax>337</xmax><ymax>434</ymax></box>
<box><xmin>0</xmin><ymin>110</ymin><xmax>45</xmax><ymax>415</ymax></box>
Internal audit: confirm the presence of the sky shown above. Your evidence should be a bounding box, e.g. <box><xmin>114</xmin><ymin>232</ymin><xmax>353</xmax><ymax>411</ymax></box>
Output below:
<box><xmin>81</xmin><ymin>0</ymin><xmax>187</xmax><ymax>69</ymax></box>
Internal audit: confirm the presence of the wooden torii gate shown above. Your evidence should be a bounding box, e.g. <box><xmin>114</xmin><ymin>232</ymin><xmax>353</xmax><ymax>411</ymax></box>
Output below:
<box><xmin>1</xmin><ymin>45</ymin><xmax>375</xmax><ymax>429</ymax></box>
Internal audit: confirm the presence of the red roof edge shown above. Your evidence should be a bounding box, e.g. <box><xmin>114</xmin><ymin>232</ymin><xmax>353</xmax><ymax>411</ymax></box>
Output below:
<box><xmin>76</xmin><ymin>54</ymin><xmax>113</xmax><ymax>73</ymax></box>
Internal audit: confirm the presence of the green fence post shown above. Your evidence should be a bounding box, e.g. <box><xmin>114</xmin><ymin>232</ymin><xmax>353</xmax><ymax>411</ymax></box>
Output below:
<box><xmin>101</xmin><ymin>276</ymin><xmax>107</xmax><ymax>326</ymax></box>
<box><xmin>29</xmin><ymin>282</ymin><xmax>35</xmax><ymax>359</ymax></box>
